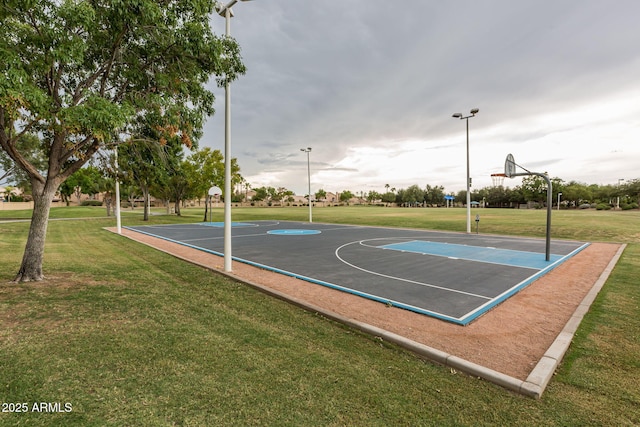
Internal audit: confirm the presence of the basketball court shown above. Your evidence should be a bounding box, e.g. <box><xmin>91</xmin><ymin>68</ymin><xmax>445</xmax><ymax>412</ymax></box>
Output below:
<box><xmin>126</xmin><ymin>221</ymin><xmax>588</xmax><ymax>325</ymax></box>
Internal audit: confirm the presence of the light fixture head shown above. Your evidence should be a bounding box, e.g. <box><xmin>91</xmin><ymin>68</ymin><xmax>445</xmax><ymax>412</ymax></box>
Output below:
<box><xmin>470</xmin><ymin>108</ymin><xmax>479</xmax><ymax>114</ymax></box>
<box><xmin>452</xmin><ymin>113</ymin><xmax>462</xmax><ymax>118</ymax></box>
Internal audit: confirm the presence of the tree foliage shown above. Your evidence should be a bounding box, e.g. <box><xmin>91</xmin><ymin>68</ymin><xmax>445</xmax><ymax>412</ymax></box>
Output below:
<box><xmin>59</xmin><ymin>165</ymin><xmax>104</xmax><ymax>205</ymax></box>
<box><xmin>183</xmin><ymin>147</ymin><xmax>241</xmax><ymax>220</ymax></box>
<box><xmin>339</xmin><ymin>190</ymin><xmax>354</xmax><ymax>204</ymax></box>
<box><xmin>0</xmin><ymin>0</ymin><xmax>245</xmax><ymax>281</ymax></box>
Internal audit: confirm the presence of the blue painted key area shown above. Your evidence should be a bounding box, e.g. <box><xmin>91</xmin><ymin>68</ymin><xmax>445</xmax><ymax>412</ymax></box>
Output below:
<box><xmin>267</xmin><ymin>229</ymin><xmax>321</xmax><ymax>235</ymax></box>
<box><xmin>381</xmin><ymin>240</ymin><xmax>562</xmax><ymax>270</ymax></box>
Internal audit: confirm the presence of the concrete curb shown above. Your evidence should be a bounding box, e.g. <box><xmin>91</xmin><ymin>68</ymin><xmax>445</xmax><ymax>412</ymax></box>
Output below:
<box><xmin>521</xmin><ymin>243</ymin><xmax>626</xmax><ymax>398</ymax></box>
<box><xmin>113</xmin><ymin>228</ymin><xmax>626</xmax><ymax>399</ymax></box>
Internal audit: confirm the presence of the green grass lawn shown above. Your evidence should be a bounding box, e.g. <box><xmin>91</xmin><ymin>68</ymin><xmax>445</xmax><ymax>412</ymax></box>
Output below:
<box><xmin>0</xmin><ymin>206</ymin><xmax>638</xmax><ymax>426</ymax></box>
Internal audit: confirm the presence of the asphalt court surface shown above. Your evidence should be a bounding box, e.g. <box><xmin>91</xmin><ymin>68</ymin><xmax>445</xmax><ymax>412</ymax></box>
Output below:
<box><xmin>126</xmin><ymin>221</ymin><xmax>589</xmax><ymax>325</ymax></box>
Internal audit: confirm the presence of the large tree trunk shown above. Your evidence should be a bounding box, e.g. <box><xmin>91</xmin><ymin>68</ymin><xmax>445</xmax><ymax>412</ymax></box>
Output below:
<box><xmin>14</xmin><ymin>180</ymin><xmax>57</xmax><ymax>282</ymax></box>
<box><xmin>142</xmin><ymin>186</ymin><xmax>150</xmax><ymax>221</ymax></box>
<box><xmin>105</xmin><ymin>195</ymin><xmax>112</xmax><ymax>216</ymax></box>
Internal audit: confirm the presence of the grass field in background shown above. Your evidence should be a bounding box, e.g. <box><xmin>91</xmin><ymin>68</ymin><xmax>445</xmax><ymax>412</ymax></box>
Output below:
<box><xmin>0</xmin><ymin>206</ymin><xmax>638</xmax><ymax>426</ymax></box>
<box><xmin>199</xmin><ymin>205</ymin><xmax>640</xmax><ymax>242</ymax></box>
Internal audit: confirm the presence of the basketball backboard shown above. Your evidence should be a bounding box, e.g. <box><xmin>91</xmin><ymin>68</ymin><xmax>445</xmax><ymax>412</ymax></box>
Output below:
<box><xmin>505</xmin><ymin>154</ymin><xmax>516</xmax><ymax>178</ymax></box>
<box><xmin>208</xmin><ymin>186</ymin><xmax>222</xmax><ymax>197</ymax></box>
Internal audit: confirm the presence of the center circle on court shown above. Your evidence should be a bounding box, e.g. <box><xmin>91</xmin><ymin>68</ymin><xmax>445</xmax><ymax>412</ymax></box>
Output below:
<box><xmin>267</xmin><ymin>229</ymin><xmax>321</xmax><ymax>236</ymax></box>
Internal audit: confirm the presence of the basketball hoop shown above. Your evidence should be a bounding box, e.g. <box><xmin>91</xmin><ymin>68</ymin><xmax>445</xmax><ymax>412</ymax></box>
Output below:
<box><xmin>491</xmin><ymin>173</ymin><xmax>506</xmax><ymax>187</ymax></box>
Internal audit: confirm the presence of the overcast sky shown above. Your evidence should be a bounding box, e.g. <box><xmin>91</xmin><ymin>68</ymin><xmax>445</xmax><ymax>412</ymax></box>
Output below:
<box><xmin>202</xmin><ymin>0</ymin><xmax>640</xmax><ymax>196</ymax></box>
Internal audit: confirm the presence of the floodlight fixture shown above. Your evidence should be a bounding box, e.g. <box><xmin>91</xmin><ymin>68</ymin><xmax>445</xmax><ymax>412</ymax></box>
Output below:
<box><xmin>217</xmin><ymin>0</ymin><xmax>253</xmax><ymax>17</ymax></box>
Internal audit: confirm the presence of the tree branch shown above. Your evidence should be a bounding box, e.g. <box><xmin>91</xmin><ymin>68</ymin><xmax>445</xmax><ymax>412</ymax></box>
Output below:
<box><xmin>72</xmin><ymin>25</ymin><xmax>129</xmax><ymax>105</ymax></box>
<box><xmin>100</xmin><ymin>25</ymin><xmax>129</xmax><ymax>97</ymax></box>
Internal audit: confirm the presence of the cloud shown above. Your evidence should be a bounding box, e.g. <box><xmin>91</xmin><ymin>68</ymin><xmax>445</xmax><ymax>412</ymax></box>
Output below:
<box><xmin>202</xmin><ymin>0</ymin><xmax>640</xmax><ymax>195</ymax></box>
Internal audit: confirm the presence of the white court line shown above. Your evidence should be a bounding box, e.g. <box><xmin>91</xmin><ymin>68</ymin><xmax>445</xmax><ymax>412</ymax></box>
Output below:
<box><xmin>334</xmin><ymin>240</ymin><xmax>492</xmax><ymax>301</ymax></box>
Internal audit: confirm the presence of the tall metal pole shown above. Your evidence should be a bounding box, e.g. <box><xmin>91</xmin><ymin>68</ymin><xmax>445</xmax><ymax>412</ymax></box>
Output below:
<box><xmin>218</xmin><ymin>0</ymin><xmax>252</xmax><ymax>271</ymax></box>
<box><xmin>545</xmin><ymin>175</ymin><xmax>552</xmax><ymax>261</ymax></box>
<box><xmin>465</xmin><ymin>118</ymin><xmax>471</xmax><ymax>234</ymax></box>
<box><xmin>223</xmin><ymin>7</ymin><xmax>233</xmax><ymax>272</ymax></box>
<box><xmin>301</xmin><ymin>147</ymin><xmax>312</xmax><ymax>222</ymax></box>
<box><xmin>508</xmin><ymin>171</ymin><xmax>552</xmax><ymax>261</ymax></box>
<box><xmin>115</xmin><ymin>145</ymin><xmax>121</xmax><ymax>234</ymax></box>
<box><xmin>452</xmin><ymin>109</ymin><xmax>478</xmax><ymax>234</ymax></box>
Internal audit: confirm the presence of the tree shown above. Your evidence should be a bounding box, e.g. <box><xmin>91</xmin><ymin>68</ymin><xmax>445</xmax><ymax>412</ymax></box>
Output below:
<box><xmin>381</xmin><ymin>190</ymin><xmax>396</xmax><ymax>206</ymax></box>
<box><xmin>274</xmin><ymin>187</ymin><xmax>294</xmax><ymax>204</ymax></box>
<box><xmin>367</xmin><ymin>191</ymin><xmax>381</xmax><ymax>204</ymax></box>
<box><xmin>100</xmin><ymin>177</ymin><xmax>116</xmax><ymax>216</ymax></box>
<box><xmin>483</xmin><ymin>185</ymin><xmax>509</xmax><ymax>208</ymax></box>
<box><xmin>118</xmin><ymin>139</ymin><xmax>169</xmax><ymax>221</ymax></box>
<box><xmin>183</xmin><ymin>147</ymin><xmax>240</xmax><ymax>221</ymax></box>
<box><xmin>251</xmin><ymin>187</ymin><xmax>269</xmax><ymax>203</ymax></box>
<box><xmin>424</xmin><ymin>184</ymin><xmax>445</xmax><ymax>206</ymax></box>
<box><xmin>59</xmin><ymin>165</ymin><xmax>104</xmax><ymax>205</ymax></box>
<box><xmin>541</xmin><ymin>180</ymin><xmax>588</xmax><ymax>208</ymax></box>
<box><xmin>0</xmin><ymin>0</ymin><xmax>245</xmax><ymax>281</ymax></box>
<box><xmin>623</xmin><ymin>179</ymin><xmax>640</xmax><ymax>208</ymax></box>
<box><xmin>520</xmin><ymin>176</ymin><xmax>547</xmax><ymax>205</ymax></box>
<box><xmin>165</xmin><ymin>164</ymin><xmax>190</xmax><ymax>215</ymax></box>
<box><xmin>402</xmin><ymin>185</ymin><xmax>424</xmax><ymax>206</ymax></box>
<box><xmin>96</xmin><ymin>151</ymin><xmax>120</xmax><ymax>216</ymax></box>
<box><xmin>455</xmin><ymin>190</ymin><xmax>467</xmax><ymax>206</ymax></box>
<box><xmin>58</xmin><ymin>178</ymin><xmax>75</xmax><ymax>207</ymax></box>
<box><xmin>339</xmin><ymin>190</ymin><xmax>354</xmax><ymax>205</ymax></box>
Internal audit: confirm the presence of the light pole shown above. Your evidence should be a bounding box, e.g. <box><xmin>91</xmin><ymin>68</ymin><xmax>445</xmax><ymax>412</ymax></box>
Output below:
<box><xmin>217</xmin><ymin>0</ymin><xmax>252</xmax><ymax>272</ymax></box>
<box><xmin>617</xmin><ymin>178</ymin><xmax>624</xmax><ymax>209</ymax></box>
<box><xmin>452</xmin><ymin>108</ymin><xmax>479</xmax><ymax>234</ymax></box>
<box><xmin>114</xmin><ymin>145</ymin><xmax>121</xmax><ymax>234</ymax></box>
<box><xmin>557</xmin><ymin>192</ymin><xmax>562</xmax><ymax>211</ymax></box>
<box><xmin>300</xmin><ymin>147</ymin><xmax>312</xmax><ymax>222</ymax></box>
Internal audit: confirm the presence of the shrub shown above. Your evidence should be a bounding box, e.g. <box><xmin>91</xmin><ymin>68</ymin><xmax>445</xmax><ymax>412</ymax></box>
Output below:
<box><xmin>81</xmin><ymin>200</ymin><xmax>103</xmax><ymax>207</ymax></box>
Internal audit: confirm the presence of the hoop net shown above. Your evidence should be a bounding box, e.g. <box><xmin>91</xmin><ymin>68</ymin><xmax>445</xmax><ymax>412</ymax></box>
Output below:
<box><xmin>491</xmin><ymin>173</ymin><xmax>506</xmax><ymax>187</ymax></box>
